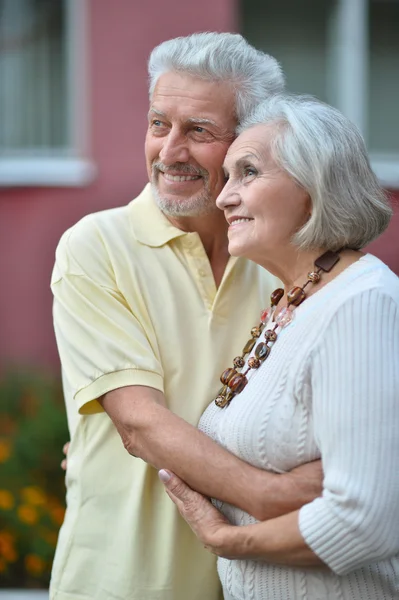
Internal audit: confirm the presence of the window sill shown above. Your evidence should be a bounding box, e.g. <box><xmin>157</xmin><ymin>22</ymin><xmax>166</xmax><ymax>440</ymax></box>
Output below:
<box><xmin>0</xmin><ymin>157</ymin><xmax>97</xmax><ymax>187</ymax></box>
<box><xmin>370</xmin><ymin>154</ymin><xmax>399</xmax><ymax>190</ymax></box>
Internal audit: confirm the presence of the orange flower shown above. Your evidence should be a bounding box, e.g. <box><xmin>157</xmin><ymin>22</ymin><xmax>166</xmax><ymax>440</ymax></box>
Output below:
<box><xmin>0</xmin><ymin>489</ymin><xmax>14</xmax><ymax>510</ymax></box>
<box><xmin>21</xmin><ymin>486</ymin><xmax>46</xmax><ymax>506</ymax></box>
<box><xmin>17</xmin><ymin>504</ymin><xmax>39</xmax><ymax>525</ymax></box>
<box><xmin>25</xmin><ymin>553</ymin><xmax>45</xmax><ymax>575</ymax></box>
<box><xmin>0</xmin><ymin>532</ymin><xmax>17</xmax><ymax>562</ymax></box>
<box><xmin>0</xmin><ymin>439</ymin><xmax>11</xmax><ymax>463</ymax></box>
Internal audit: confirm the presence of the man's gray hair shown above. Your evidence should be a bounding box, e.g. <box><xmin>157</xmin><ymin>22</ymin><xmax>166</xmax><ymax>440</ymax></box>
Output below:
<box><xmin>148</xmin><ymin>32</ymin><xmax>285</xmax><ymax>124</ymax></box>
<box><xmin>239</xmin><ymin>94</ymin><xmax>392</xmax><ymax>251</ymax></box>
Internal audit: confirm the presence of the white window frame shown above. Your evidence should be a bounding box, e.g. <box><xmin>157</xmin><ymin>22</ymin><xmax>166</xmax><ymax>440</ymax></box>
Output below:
<box><xmin>327</xmin><ymin>0</ymin><xmax>399</xmax><ymax>188</ymax></box>
<box><xmin>0</xmin><ymin>0</ymin><xmax>96</xmax><ymax>187</ymax></box>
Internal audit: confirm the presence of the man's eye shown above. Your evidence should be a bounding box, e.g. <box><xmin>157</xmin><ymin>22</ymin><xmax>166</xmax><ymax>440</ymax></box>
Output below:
<box><xmin>194</xmin><ymin>126</ymin><xmax>205</xmax><ymax>133</ymax></box>
<box><xmin>153</xmin><ymin>120</ymin><xmax>163</xmax><ymax>127</ymax></box>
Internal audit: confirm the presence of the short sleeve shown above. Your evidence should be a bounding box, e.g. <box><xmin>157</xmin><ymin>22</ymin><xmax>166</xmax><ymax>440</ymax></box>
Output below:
<box><xmin>299</xmin><ymin>288</ymin><xmax>399</xmax><ymax>574</ymax></box>
<box><xmin>51</xmin><ymin>218</ymin><xmax>164</xmax><ymax>415</ymax></box>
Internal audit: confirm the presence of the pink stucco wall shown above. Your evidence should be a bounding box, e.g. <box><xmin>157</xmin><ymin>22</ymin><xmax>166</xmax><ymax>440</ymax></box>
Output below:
<box><xmin>0</xmin><ymin>0</ymin><xmax>237</xmax><ymax>370</ymax></box>
<box><xmin>1</xmin><ymin>0</ymin><xmax>398</xmax><ymax>371</ymax></box>
<box><xmin>367</xmin><ymin>196</ymin><xmax>399</xmax><ymax>270</ymax></box>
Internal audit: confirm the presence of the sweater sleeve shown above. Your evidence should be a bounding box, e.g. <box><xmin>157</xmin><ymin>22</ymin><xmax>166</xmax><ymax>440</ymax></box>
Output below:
<box><xmin>298</xmin><ymin>288</ymin><xmax>399</xmax><ymax>575</ymax></box>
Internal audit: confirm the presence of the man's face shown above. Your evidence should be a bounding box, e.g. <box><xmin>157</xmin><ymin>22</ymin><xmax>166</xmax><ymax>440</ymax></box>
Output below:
<box><xmin>145</xmin><ymin>72</ymin><xmax>237</xmax><ymax>217</ymax></box>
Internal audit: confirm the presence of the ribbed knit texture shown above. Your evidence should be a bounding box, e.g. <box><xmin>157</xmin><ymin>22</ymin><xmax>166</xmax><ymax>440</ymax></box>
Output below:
<box><xmin>199</xmin><ymin>255</ymin><xmax>399</xmax><ymax>600</ymax></box>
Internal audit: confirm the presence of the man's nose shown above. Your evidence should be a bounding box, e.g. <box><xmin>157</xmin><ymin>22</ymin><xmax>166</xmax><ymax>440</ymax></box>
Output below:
<box><xmin>159</xmin><ymin>130</ymin><xmax>190</xmax><ymax>165</ymax></box>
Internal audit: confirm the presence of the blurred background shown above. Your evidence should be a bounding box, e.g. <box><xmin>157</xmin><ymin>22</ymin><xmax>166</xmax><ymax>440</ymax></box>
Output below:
<box><xmin>0</xmin><ymin>0</ymin><xmax>398</xmax><ymax>593</ymax></box>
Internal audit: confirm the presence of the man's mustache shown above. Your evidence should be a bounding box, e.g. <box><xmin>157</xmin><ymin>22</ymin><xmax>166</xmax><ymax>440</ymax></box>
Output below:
<box><xmin>152</xmin><ymin>162</ymin><xmax>208</xmax><ymax>178</ymax></box>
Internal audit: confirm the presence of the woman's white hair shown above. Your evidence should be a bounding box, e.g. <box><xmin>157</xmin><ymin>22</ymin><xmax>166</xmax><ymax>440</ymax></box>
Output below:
<box><xmin>239</xmin><ymin>94</ymin><xmax>392</xmax><ymax>250</ymax></box>
<box><xmin>148</xmin><ymin>32</ymin><xmax>285</xmax><ymax>124</ymax></box>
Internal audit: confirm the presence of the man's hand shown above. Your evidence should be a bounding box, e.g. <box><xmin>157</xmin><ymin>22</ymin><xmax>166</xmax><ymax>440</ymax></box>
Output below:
<box><xmin>61</xmin><ymin>441</ymin><xmax>70</xmax><ymax>471</ymax></box>
<box><xmin>159</xmin><ymin>469</ymin><xmax>233</xmax><ymax>558</ymax></box>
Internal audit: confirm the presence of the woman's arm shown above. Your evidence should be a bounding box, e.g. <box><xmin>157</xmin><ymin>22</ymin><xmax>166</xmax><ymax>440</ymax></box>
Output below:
<box><xmin>100</xmin><ymin>385</ymin><xmax>323</xmax><ymax>521</ymax></box>
<box><xmin>160</xmin><ymin>287</ymin><xmax>399</xmax><ymax>572</ymax></box>
<box><xmin>298</xmin><ymin>289</ymin><xmax>399</xmax><ymax>574</ymax></box>
<box><xmin>159</xmin><ymin>469</ymin><xmax>324</xmax><ymax>566</ymax></box>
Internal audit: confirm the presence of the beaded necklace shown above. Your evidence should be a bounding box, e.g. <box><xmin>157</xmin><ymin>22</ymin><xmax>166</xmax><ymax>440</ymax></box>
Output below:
<box><xmin>214</xmin><ymin>250</ymin><xmax>341</xmax><ymax>408</ymax></box>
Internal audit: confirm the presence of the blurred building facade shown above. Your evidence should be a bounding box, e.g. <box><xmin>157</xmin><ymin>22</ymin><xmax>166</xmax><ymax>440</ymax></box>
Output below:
<box><xmin>0</xmin><ymin>0</ymin><xmax>398</xmax><ymax>371</ymax></box>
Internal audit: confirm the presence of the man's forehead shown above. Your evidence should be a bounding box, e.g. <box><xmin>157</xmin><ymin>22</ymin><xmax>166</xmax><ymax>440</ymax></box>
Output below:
<box><xmin>149</xmin><ymin>72</ymin><xmax>237</xmax><ymax>131</ymax></box>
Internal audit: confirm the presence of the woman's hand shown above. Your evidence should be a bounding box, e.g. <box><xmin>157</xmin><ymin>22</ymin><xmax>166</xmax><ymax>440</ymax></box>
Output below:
<box><xmin>159</xmin><ymin>469</ymin><xmax>324</xmax><ymax>566</ymax></box>
<box><xmin>158</xmin><ymin>469</ymin><xmax>236</xmax><ymax>558</ymax></box>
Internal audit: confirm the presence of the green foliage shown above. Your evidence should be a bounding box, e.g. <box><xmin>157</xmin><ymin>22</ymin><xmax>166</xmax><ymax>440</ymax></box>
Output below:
<box><xmin>0</xmin><ymin>369</ymin><xmax>68</xmax><ymax>588</ymax></box>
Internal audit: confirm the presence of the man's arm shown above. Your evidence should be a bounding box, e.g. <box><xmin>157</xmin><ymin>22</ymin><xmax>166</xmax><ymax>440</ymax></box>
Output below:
<box><xmin>100</xmin><ymin>385</ymin><xmax>323</xmax><ymax>521</ymax></box>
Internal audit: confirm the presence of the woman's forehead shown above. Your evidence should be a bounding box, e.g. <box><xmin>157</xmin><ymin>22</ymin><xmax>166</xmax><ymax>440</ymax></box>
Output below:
<box><xmin>224</xmin><ymin>125</ymin><xmax>275</xmax><ymax>167</ymax></box>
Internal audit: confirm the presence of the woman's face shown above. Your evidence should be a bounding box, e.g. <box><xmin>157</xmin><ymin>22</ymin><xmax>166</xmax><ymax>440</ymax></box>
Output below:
<box><xmin>216</xmin><ymin>124</ymin><xmax>311</xmax><ymax>264</ymax></box>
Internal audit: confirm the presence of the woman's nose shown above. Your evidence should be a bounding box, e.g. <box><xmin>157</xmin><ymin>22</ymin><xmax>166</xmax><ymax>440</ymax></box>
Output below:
<box><xmin>216</xmin><ymin>181</ymin><xmax>241</xmax><ymax>211</ymax></box>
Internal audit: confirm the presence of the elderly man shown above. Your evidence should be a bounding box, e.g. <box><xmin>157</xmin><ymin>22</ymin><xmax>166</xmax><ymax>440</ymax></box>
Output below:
<box><xmin>50</xmin><ymin>32</ymin><xmax>322</xmax><ymax>600</ymax></box>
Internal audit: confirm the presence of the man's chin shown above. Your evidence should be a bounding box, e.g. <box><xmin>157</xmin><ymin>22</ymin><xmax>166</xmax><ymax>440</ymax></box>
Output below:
<box><xmin>151</xmin><ymin>185</ymin><xmax>216</xmax><ymax>218</ymax></box>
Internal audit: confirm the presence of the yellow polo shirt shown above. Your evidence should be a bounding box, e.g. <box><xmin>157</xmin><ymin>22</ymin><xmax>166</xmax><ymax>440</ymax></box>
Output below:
<box><xmin>50</xmin><ymin>184</ymin><xmax>279</xmax><ymax>600</ymax></box>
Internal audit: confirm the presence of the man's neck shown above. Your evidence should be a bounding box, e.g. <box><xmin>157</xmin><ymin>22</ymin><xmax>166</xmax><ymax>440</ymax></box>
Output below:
<box><xmin>167</xmin><ymin>212</ymin><xmax>231</xmax><ymax>288</ymax></box>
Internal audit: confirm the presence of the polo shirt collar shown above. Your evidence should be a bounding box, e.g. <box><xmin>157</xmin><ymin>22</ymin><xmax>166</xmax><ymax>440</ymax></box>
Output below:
<box><xmin>129</xmin><ymin>183</ymin><xmax>188</xmax><ymax>247</ymax></box>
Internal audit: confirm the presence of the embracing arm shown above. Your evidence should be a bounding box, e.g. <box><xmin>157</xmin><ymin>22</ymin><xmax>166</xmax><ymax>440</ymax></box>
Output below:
<box><xmin>160</xmin><ymin>471</ymin><xmax>323</xmax><ymax>566</ymax></box>
<box><xmin>100</xmin><ymin>385</ymin><xmax>323</xmax><ymax>521</ymax></box>
<box><xmin>161</xmin><ymin>288</ymin><xmax>399</xmax><ymax>571</ymax></box>
<box><xmin>52</xmin><ymin>219</ymin><xmax>322</xmax><ymax>522</ymax></box>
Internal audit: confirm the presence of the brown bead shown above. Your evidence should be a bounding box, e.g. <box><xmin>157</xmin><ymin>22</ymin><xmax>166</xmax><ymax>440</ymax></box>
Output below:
<box><xmin>251</xmin><ymin>326</ymin><xmax>261</xmax><ymax>338</ymax></box>
<box><xmin>315</xmin><ymin>250</ymin><xmax>340</xmax><ymax>272</ymax></box>
<box><xmin>264</xmin><ymin>329</ymin><xmax>277</xmax><ymax>342</ymax></box>
<box><xmin>287</xmin><ymin>286</ymin><xmax>306</xmax><ymax>307</ymax></box>
<box><xmin>242</xmin><ymin>338</ymin><xmax>256</xmax><ymax>354</ymax></box>
<box><xmin>270</xmin><ymin>288</ymin><xmax>284</xmax><ymax>306</ymax></box>
<box><xmin>233</xmin><ymin>356</ymin><xmax>245</xmax><ymax>368</ymax></box>
<box><xmin>215</xmin><ymin>394</ymin><xmax>230</xmax><ymax>408</ymax></box>
<box><xmin>248</xmin><ymin>356</ymin><xmax>261</xmax><ymax>369</ymax></box>
<box><xmin>220</xmin><ymin>368</ymin><xmax>237</xmax><ymax>385</ymax></box>
<box><xmin>307</xmin><ymin>271</ymin><xmax>321</xmax><ymax>283</ymax></box>
<box><xmin>254</xmin><ymin>342</ymin><xmax>271</xmax><ymax>361</ymax></box>
<box><xmin>228</xmin><ymin>373</ymin><xmax>248</xmax><ymax>393</ymax></box>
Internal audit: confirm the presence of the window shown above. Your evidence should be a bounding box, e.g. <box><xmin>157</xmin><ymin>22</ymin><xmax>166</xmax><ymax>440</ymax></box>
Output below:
<box><xmin>0</xmin><ymin>0</ymin><xmax>95</xmax><ymax>186</ymax></box>
<box><xmin>241</xmin><ymin>0</ymin><xmax>399</xmax><ymax>188</ymax></box>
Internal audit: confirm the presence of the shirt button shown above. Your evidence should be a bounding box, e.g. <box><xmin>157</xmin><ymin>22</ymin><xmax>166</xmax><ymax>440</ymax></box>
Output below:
<box><xmin>199</xmin><ymin>269</ymin><xmax>206</xmax><ymax>277</ymax></box>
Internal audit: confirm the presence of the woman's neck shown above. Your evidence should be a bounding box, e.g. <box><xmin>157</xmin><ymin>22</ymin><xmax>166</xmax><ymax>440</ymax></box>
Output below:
<box><xmin>261</xmin><ymin>247</ymin><xmax>364</xmax><ymax>307</ymax></box>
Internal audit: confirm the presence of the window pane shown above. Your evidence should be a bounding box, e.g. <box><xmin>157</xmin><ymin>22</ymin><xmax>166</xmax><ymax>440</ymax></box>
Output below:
<box><xmin>241</xmin><ymin>0</ymin><xmax>331</xmax><ymax>101</ymax></box>
<box><xmin>369</xmin><ymin>0</ymin><xmax>399</xmax><ymax>154</ymax></box>
<box><xmin>0</xmin><ymin>0</ymin><xmax>67</xmax><ymax>154</ymax></box>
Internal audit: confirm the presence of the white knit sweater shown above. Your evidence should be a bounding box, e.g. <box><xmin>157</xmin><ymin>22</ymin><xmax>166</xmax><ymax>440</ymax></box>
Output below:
<box><xmin>199</xmin><ymin>254</ymin><xmax>399</xmax><ymax>600</ymax></box>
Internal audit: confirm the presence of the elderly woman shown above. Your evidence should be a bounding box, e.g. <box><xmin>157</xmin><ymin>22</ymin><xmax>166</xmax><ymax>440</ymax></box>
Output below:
<box><xmin>159</xmin><ymin>95</ymin><xmax>399</xmax><ymax>599</ymax></box>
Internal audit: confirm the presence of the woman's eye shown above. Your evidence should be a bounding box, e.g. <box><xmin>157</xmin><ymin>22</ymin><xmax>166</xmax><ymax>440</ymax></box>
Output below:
<box><xmin>243</xmin><ymin>167</ymin><xmax>257</xmax><ymax>178</ymax></box>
